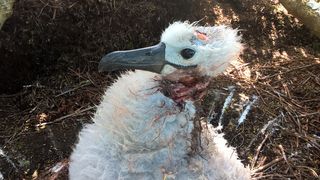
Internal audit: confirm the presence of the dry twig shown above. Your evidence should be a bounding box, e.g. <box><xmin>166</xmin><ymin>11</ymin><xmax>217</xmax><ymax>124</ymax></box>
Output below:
<box><xmin>35</xmin><ymin>106</ymin><xmax>96</xmax><ymax>127</ymax></box>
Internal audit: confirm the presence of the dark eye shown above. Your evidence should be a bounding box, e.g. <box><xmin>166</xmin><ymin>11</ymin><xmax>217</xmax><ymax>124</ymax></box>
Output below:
<box><xmin>180</xmin><ymin>48</ymin><xmax>195</xmax><ymax>59</ymax></box>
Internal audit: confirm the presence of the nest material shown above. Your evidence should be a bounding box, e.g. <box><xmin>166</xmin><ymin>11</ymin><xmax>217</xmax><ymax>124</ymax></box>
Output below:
<box><xmin>0</xmin><ymin>0</ymin><xmax>319</xmax><ymax>179</ymax></box>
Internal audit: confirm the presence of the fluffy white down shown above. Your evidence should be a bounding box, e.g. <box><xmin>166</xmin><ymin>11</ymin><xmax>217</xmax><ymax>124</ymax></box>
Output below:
<box><xmin>160</xmin><ymin>22</ymin><xmax>243</xmax><ymax>76</ymax></box>
<box><xmin>69</xmin><ymin>70</ymin><xmax>251</xmax><ymax>180</ymax></box>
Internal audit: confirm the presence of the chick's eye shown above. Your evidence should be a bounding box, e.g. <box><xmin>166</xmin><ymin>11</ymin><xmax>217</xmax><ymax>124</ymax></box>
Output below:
<box><xmin>180</xmin><ymin>48</ymin><xmax>195</xmax><ymax>59</ymax></box>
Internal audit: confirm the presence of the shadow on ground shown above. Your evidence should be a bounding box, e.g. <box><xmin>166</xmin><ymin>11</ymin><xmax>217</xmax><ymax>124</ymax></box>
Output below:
<box><xmin>0</xmin><ymin>0</ymin><xmax>319</xmax><ymax>179</ymax></box>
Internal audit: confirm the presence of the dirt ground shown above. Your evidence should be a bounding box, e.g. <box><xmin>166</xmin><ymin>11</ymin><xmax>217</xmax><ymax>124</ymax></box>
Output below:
<box><xmin>0</xmin><ymin>0</ymin><xmax>319</xmax><ymax>179</ymax></box>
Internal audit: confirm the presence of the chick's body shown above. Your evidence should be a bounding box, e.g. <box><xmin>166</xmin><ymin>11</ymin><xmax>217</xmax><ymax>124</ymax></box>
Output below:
<box><xmin>69</xmin><ymin>71</ymin><xmax>250</xmax><ymax>180</ymax></box>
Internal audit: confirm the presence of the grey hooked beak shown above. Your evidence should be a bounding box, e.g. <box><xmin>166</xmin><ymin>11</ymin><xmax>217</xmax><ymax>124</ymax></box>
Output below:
<box><xmin>99</xmin><ymin>43</ymin><xmax>166</xmax><ymax>74</ymax></box>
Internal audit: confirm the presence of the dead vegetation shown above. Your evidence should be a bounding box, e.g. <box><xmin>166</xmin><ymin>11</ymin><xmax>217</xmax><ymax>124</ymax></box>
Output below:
<box><xmin>204</xmin><ymin>0</ymin><xmax>320</xmax><ymax>179</ymax></box>
<box><xmin>0</xmin><ymin>0</ymin><xmax>319</xmax><ymax>179</ymax></box>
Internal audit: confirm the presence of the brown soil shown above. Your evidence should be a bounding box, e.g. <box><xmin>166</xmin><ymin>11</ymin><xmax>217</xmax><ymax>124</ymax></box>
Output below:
<box><xmin>0</xmin><ymin>0</ymin><xmax>319</xmax><ymax>179</ymax></box>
